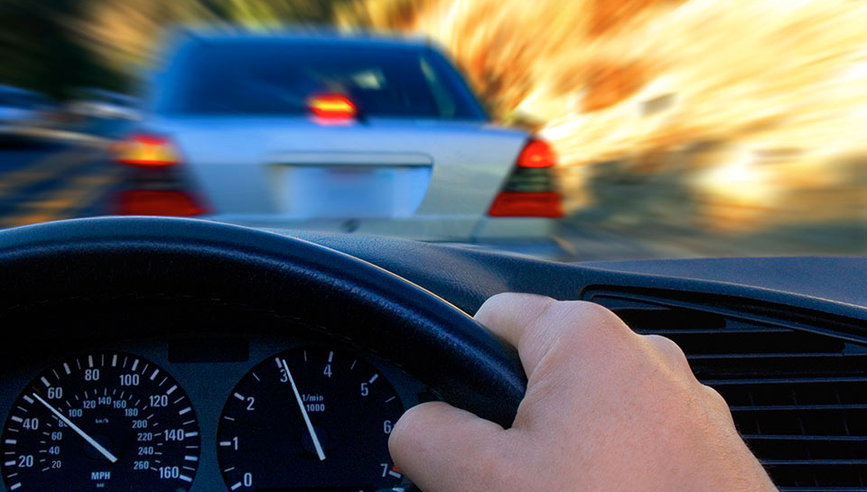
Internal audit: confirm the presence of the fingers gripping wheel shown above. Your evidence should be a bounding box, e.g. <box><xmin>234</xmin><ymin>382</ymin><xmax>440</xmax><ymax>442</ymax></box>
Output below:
<box><xmin>0</xmin><ymin>217</ymin><xmax>526</xmax><ymax>427</ymax></box>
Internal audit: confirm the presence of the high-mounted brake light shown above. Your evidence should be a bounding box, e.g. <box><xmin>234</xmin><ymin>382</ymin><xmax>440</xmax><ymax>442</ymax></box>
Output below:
<box><xmin>112</xmin><ymin>134</ymin><xmax>181</xmax><ymax>167</ymax></box>
<box><xmin>516</xmin><ymin>138</ymin><xmax>557</xmax><ymax>168</ymax></box>
<box><xmin>306</xmin><ymin>93</ymin><xmax>358</xmax><ymax>120</ymax></box>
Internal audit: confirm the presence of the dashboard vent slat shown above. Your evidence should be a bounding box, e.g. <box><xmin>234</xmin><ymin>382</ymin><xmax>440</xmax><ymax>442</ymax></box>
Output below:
<box><xmin>743</xmin><ymin>435</ymin><xmax>867</xmax><ymax>442</ymax></box>
<box><xmin>688</xmin><ymin>352</ymin><xmax>864</xmax><ymax>360</ymax></box>
<box><xmin>779</xmin><ymin>489</ymin><xmax>867</xmax><ymax>492</ymax></box>
<box><xmin>587</xmin><ymin>291</ymin><xmax>867</xmax><ymax>491</ymax></box>
<box><xmin>689</xmin><ymin>352</ymin><xmax>867</xmax><ymax>379</ymax></box>
<box><xmin>730</xmin><ymin>404</ymin><xmax>867</xmax><ymax>411</ymax></box>
<box><xmin>703</xmin><ymin>376</ymin><xmax>867</xmax><ymax>385</ymax></box>
<box><xmin>763</xmin><ymin>460</ymin><xmax>867</xmax><ymax>466</ymax></box>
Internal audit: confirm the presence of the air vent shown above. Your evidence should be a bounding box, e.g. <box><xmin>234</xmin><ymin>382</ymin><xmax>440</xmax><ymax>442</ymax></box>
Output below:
<box><xmin>586</xmin><ymin>290</ymin><xmax>867</xmax><ymax>491</ymax></box>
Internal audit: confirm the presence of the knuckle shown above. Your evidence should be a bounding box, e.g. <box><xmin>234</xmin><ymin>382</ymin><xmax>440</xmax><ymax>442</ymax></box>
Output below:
<box><xmin>527</xmin><ymin>295</ymin><xmax>562</xmax><ymax>326</ymax></box>
<box><xmin>528</xmin><ymin>301</ymin><xmax>631</xmax><ymax>358</ymax></box>
<box><xmin>550</xmin><ymin>301</ymin><xmax>624</xmax><ymax>338</ymax></box>
<box><xmin>646</xmin><ymin>334</ymin><xmax>690</xmax><ymax>370</ymax></box>
<box><xmin>572</xmin><ymin>300</ymin><xmax>621</xmax><ymax>324</ymax></box>
<box><xmin>580</xmin><ymin>302</ymin><xmax>632</xmax><ymax>337</ymax></box>
<box><xmin>702</xmin><ymin>384</ymin><xmax>732</xmax><ymax>413</ymax></box>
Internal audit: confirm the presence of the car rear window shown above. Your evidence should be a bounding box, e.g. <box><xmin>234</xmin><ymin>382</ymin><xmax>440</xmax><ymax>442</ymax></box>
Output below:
<box><xmin>155</xmin><ymin>40</ymin><xmax>487</xmax><ymax>120</ymax></box>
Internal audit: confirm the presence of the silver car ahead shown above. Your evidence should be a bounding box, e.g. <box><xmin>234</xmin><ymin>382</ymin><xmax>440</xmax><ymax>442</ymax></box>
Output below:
<box><xmin>114</xmin><ymin>33</ymin><xmax>562</xmax><ymax>242</ymax></box>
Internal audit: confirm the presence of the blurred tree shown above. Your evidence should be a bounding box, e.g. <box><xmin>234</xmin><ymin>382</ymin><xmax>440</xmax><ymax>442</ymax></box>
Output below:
<box><xmin>0</xmin><ymin>0</ymin><xmax>354</xmax><ymax>99</ymax></box>
<box><xmin>0</xmin><ymin>0</ymin><xmax>125</xmax><ymax>99</ymax></box>
<box><xmin>199</xmin><ymin>0</ymin><xmax>354</xmax><ymax>24</ymax></box>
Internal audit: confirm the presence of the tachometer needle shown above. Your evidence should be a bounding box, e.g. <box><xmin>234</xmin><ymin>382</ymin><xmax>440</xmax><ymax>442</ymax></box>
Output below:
<box><xmin>281</xmin><ymin>359</ymin><xmax>326</xmax><ymax>461</ymax></box>
<box><xmin>33</xmin><ymin>393</ymin><xmax>119</xmax><ymax>463</ymax></box>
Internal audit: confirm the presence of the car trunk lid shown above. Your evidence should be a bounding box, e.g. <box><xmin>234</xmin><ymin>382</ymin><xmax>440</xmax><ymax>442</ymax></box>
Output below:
<box><xmin>154</xmin><ymin>116</ymin><xmax>529</xmax><ymax>226</ymax></box>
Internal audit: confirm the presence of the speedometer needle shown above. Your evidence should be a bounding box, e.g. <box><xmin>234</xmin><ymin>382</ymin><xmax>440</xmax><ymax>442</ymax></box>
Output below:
<box><xmin>33</xmin><ymin>393</ymin><xmax>119</xmax><ymax>463</ymax></box>
<box><xmin>281</xmin><ymin>359</ymin><xmax>326</xmax><ymax>461</ymax></box>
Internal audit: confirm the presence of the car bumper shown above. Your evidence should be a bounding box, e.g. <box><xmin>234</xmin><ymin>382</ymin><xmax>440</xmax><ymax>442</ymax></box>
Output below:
<box><xmin>180</xmin><ymin>214</ymin><xmax>556</xmax><ymax>243</ymax></box>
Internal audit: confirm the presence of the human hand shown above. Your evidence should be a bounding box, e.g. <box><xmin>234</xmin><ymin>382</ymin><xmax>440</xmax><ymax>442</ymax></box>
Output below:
<box><xmin>389</xmin><ymin>293</ymin><xmax>777</xmax><ymax>492</ymax></box>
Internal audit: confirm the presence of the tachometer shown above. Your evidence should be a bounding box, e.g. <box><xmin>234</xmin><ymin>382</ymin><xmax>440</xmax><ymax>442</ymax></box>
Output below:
<box><xmin>0</xmin><ymin>351</ymin><xmax>200</xmax><ymax>491</ymax></box>
<box><xmin>217</xmin><ymin>347</ymin><xmax>408</xmax><ymax>491</ymax></box>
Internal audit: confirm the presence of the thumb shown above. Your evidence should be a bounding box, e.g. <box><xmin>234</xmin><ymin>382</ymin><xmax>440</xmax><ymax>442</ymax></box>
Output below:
<box><xmin>388</xmin><ymin>401</ymin><xmax>507</xmax><ymax>492</ymax></box>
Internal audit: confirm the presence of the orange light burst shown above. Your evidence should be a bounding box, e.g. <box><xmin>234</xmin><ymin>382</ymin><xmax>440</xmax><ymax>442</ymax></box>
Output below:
<box><xmin>339</xmin><ymin>0</ymin><xmax>867</xmax><ymax>228</ymax></box>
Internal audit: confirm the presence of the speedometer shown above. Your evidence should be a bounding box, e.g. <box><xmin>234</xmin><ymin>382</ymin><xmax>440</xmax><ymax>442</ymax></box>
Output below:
<box><xmin>217</xmin><ymin>347</ymin><xmax>409</xmax><ymax>491</ymax></box>
<box><xmin>0</xmin><ymin>351</ymin><xmax>200</xmax><ymax>492</ymax></box>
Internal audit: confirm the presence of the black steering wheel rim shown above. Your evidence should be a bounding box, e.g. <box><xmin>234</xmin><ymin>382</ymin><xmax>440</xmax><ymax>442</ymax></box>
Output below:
<box><xmin>0</xmin><ymin>216</ymin><xmax>525</xmax><ymax>427</ymax></box>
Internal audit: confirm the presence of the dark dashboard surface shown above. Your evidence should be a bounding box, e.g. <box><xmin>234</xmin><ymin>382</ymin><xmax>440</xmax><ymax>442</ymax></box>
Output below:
<box><xmin>285</xmin><ymin>230</ymin><xmax>867</xmax><ymax>318</ymax></box>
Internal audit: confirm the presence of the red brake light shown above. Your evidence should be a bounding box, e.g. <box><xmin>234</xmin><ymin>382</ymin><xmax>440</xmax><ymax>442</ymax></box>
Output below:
<box><xmin>487</xmin><ymin>192</ymin><xmax>563</xmax><ymax>218</ymax></box>
<box><xmin>112</xmin><ymin>134</ymin><xmax>181</xmax><ymax>167</ymax></box>
<box><xmin>487</xmin><ymin>137</ymin><xmax>562</xmax><ymax>217</ymax></box>
<box><xmin>516</xmin><ymin>139</ymin><xmax>557</xmax><ymax>168</ymax></box>
<box><xmin>115</xmin><ymin>190</ymin><xmax>208</xmax><ymax>216</ymax></box>
<box><xmin>306</xmin><ymin>93</ymin><xmax>358</xmax><ymax>120</ymax></box>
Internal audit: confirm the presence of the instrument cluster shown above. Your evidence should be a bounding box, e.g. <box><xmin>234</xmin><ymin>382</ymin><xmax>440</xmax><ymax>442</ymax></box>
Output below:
<box><xmin>0</xmin><ymin>335</ymin><xmax>426</xmax><ymax>492</ymax></box>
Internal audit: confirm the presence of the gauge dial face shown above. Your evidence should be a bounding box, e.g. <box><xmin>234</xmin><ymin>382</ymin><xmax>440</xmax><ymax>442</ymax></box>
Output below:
<box><xmin>0</xmin><ymin>351</ymin><xmax>201</xmax><ymax>492</ymax></box>
<box><xmin>217</xmin><ymin>347</ymin><xmax>407</xmax><ymax>491</ymax></box>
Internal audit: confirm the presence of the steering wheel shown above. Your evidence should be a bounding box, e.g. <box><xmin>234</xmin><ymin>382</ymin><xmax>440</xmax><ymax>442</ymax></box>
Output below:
<box><xmin>0</xmin><ymin>217</ymin><xmax>526</xmax><ymax>427</ymax></box>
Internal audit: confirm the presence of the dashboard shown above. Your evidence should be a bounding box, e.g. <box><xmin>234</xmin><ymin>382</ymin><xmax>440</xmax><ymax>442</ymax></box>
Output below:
<box><xmin>0</xmin><ymin>333</ymin><xmax>425</xmax><ymax>492</ymax></box>
<box><xmin>0</xmin><ymin>217</ymin><xmax>864</xmax><ymax>492</ymax></box>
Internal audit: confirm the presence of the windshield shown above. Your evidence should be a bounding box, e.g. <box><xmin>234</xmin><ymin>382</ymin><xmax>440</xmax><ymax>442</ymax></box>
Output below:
<box><xmin>0</xmin><ymin>2</ymin><xmax>863</xmax><ymax>262</ymax></box>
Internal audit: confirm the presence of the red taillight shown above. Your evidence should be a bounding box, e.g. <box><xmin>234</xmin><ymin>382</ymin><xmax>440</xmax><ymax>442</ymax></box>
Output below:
<box><xmin>115</xmin><ymin>190</ymin><xmax>208</xmax><ymax>216</ymax></box>
<box><xmin>516</xmin><ymin>138</ymin><xmax>557</xmax><ymax>168</ymax></box>
<box><xmin>112</xmin><ymin>134</ymin><xmax>181</xmax><ymax>167</ymax></box>
<box><xmin>487</xmin><ymin>192</ymin><xmax>563</xmax><ymax>218</ymax></box>
<box><xmin>487</xmin><ymin>138</ymin><xmax>562</xmax><ymax>218</ymax></box>
<box><xmin>306</xmin><ymin>93</ymin><xmax>358</xmax><ymax>120</ymax></box>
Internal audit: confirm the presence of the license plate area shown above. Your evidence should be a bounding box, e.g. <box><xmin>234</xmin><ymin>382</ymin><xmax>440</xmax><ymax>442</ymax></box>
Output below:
<box><xmin>268</xmin><ymin>162</ymin><xmax>432</xmax><ymax>218</ymax></box>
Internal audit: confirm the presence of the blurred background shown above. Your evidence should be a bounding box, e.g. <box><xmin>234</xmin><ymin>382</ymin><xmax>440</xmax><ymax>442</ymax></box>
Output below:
<box><xmin>0</xmin><ymin>0</ymin><xmax>864</xmax><ymax>261</ymax></box>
